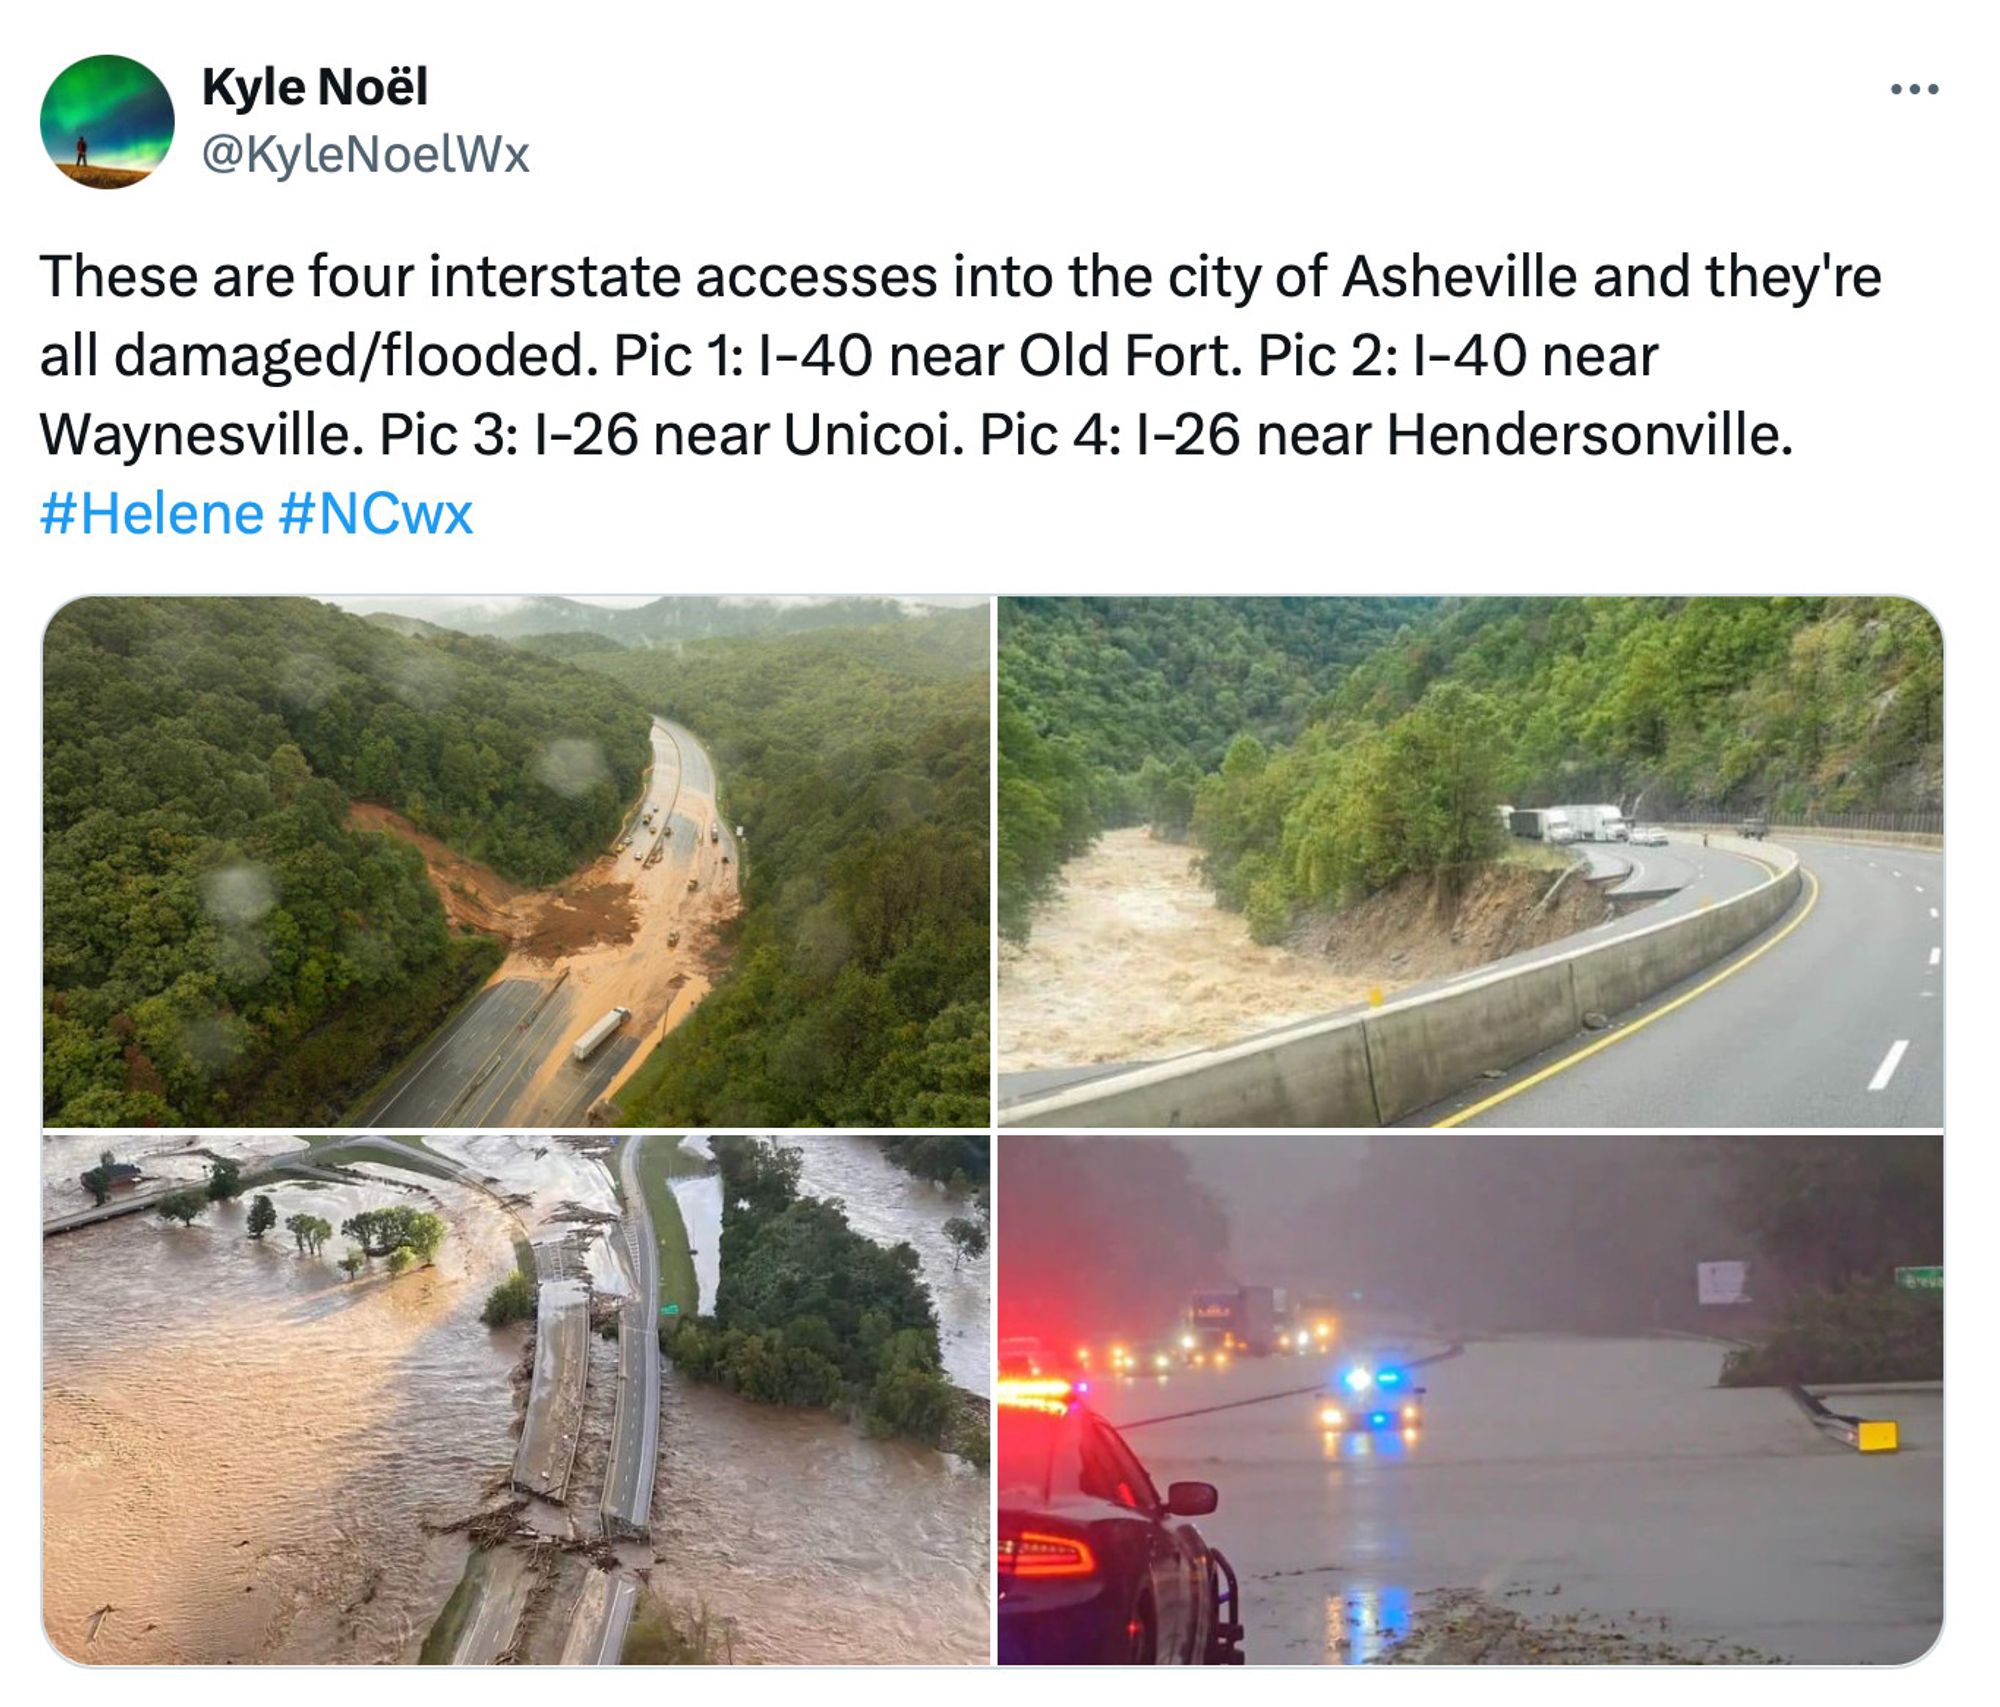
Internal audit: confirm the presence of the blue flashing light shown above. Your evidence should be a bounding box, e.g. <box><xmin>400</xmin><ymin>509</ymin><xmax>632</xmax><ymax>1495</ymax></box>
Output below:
<box><xmin>1370</xmin><ymin>1411</ymin><xmax>1390</xmax><ymax>1428</ymax></box>
<box><xmin>1341</xmin><ymin>1366</ymin><xmax>1374</xmax><ymax>1393</ymax></box>
<box><xmin>1377</xmin><ymin>1368</ymin><xmax>1404</xmax><ymax>1387</ymax></box>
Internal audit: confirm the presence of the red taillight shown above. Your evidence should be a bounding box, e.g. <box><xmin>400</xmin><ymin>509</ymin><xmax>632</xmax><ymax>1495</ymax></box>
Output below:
<box><xmin>998</xmin><ymin>1529</ymin><xmax>1098</xmax><ymax>1579</ymax></box>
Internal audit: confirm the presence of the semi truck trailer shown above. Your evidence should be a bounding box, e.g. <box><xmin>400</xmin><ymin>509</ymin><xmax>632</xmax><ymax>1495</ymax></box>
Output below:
<box><xmin>571</xmin><ymin>1007</ymin><xmax>631</xmax><ymax>1063</ymax></box>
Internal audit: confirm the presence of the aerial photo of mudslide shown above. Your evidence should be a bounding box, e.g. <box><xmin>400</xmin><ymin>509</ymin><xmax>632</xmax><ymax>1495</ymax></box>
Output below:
<box><xmin>358</xmin><ymin>719</ymin><xmax>740</xmax><ymax>1127</ymax></box>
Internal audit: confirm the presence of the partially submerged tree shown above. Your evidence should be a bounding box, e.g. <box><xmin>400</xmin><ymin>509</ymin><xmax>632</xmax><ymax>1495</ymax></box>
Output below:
<box><xmin>156</xmin><ymin>1187</ymin><xmax>209</xmax><ymax>1227</ymax></box>
<box><xmin>246</xmin><ymin>1194</ymin><xmax>278</xmax><ymax>1240</ymax></box>
<box><xmin>285</xmin><ymin>1212</ymin><xmax>333</xmax><ymax>1256</ymax></box>
<box><xmin>943</xmin><ymin>1215</ymin><xmax>988</xmax><ymax>1271</ymax></box>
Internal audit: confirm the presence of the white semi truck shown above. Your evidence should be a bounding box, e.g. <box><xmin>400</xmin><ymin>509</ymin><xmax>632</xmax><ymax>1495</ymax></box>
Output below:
<box><xmin>571</xmin><ymin>1006</ymin><xmax>631</xmax><ymax>1063</ymax></box>
<box><xmin>1509</xmin><ymin>807</ymin><xmax>1576</xmax><ymax>844</ymax></box>
<box><xmin>1560</xmin><ymin>803</ymin><xmax>1629</xmax><ymax>843</ymax></box>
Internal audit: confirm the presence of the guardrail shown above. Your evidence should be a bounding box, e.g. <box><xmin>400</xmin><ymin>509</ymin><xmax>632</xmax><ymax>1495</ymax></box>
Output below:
<box><xmin>1788</xmin><ymin>1385</ymin><xmax>1901</xmax><ymax>1453</ymax></box>
<box><xmin>1665</xmin><ymin>820</ymin><xmax>1942</xmax><ymax>852</ymax></box>
<box><xmin>1005</xmin><ymin>836</ymin><xmax>1801</xmax><ymax>1128</ymax></box>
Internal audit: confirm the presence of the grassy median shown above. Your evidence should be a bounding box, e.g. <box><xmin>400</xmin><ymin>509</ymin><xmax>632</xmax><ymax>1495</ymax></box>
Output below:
<box><xmin>628</xmin><ymin>1136</ymin><xmax>709</xmax><ymax>1318</ymax></box>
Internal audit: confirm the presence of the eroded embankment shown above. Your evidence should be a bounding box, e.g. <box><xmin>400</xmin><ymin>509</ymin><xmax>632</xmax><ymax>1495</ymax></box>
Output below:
<box><xmin>999</xmin><ymin>827</ymin><xmax>1612</xmax><ymax>1072</ymax></box>
<box><xmin>348</xmin><ymin>802</ymin><xmax>639</xmax><ymax>959</ymax></box>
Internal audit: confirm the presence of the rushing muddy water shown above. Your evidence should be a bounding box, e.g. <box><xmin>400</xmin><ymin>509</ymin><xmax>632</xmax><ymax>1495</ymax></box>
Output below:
<box><xmin>635</xmin><ymin>1134</ymin><xmax>990</xmax><ymax>1664</ymax></box>
<box><xmin>44</xmin><ymin>1134</ymin><xmax>989</xmax><ymax>1666</ymax></box>
<box><xmin>41</xmin><ymin>1132</ymin><xmax>307</xmax><ymax>1221</ymax></box>
<box><xmin>43</xmin><ymin>1167</ymin><xmax>520</xmax><ymax>1664</ymax></box>
<box><xmin>997</xmin><ymin>826</ymin><xmax>1376</xmax><ymax>1071</ymax></box>
<box><xmin>793</xmin><ymin>1136</ymin><xmax>990</xmax><ymax>1395</ymax></box>
<box><xmin>646</xmin><ymin>1376</ymin><xmax>988</xmax><ymax>1664</ymax></box>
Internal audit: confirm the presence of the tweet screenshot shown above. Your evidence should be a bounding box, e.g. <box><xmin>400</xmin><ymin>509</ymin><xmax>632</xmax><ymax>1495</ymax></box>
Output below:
<box><xmin>16</xmin><ymin>0</ymin><xmax>1987</xmax><ymax>1688</ymax></box>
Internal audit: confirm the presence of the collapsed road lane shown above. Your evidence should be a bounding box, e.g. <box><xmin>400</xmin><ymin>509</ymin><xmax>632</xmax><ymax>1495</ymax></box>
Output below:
<box><xmin>1422</xmin><ymin>839</ymin><xmax>1943</xmax><ymax>1128</ymax></box>
<box><xmin>1088</xmin><ymin>1335</ymin><xmax>1940</xmax><ymax>1664</ymax></box>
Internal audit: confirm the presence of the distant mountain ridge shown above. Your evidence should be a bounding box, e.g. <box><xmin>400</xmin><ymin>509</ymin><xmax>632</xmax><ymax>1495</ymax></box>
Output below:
<box><xmin>349</xmin><ymin>595</ymin><xmax>957</xmax><ymax>646</ymax></box>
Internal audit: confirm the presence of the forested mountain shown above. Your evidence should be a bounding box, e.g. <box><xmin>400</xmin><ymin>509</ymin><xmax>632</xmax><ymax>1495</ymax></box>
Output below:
<box><xmin>1001</xmin><ymin>595</ymin><xmax>1942</xmax><ymax>943</ymax></box>
<box><xmin>1191</xmin><ymin>596</ymin><xmax>1942</xmax><ymax>938</ymax></box>
<box><xmin>44</xmin><ymin>597</ymin><xmax>651</xmax><ymax>1124</ymax></box>
<box><xmin>362</xmin><ymin>594</ymin><xmax>927</xmax><ymax>645</ymax></box>
<box><xmin>579</xmin><ymin>610</ymin><xmax>990</xmax><ymax>1126</ymax></box>
<box><xmin>1320</xmin><ymin>596</ymin><xmax>1942</xmax><ymax>817</ymax></box>
<box><xmin>998</xmin><ymin>597</ymin><xmax>1424</xmax><ymax>937</ymax></box>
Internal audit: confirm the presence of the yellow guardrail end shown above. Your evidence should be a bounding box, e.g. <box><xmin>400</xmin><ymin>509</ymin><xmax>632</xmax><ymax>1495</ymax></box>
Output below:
<box><xmin>1856</xmin><ymin>1419</ymin><xmax>1900</xmax><ymax>1453</ymax></box>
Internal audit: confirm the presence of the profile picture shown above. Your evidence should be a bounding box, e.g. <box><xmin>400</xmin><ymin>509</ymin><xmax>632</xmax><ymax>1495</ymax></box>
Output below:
<box><xmin>42</xmin><ymin>53</ymin><xmax>173</xmax><ymax>188</ymax></box>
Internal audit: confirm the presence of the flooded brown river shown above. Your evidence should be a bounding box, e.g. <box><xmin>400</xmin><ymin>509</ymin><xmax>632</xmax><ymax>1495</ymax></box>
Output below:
<box><xmin>997</xmin><ymin>827</ymin><xmax>1374</xmax><ymax>1071</ymax></box>
<box><xmin>42</xmin><ymin>1169</ymin><xmax>519</xmax><ymax>1664</ymax></box>
<box><xmin>44</xmin><ymin>1134</ymin><xmax>988</xmax><ymax>1666</ymax></box>
<box><xmin>638</xmin><ymin>1134</ymin><xmax>989</xmax><ymax>1663</ymax></box>
<box><xmin>794</xmin><ymin>1136</ymin><xmax>990</xmax><ymax>1395</ymax></box>
<box><xmin>647</xmin><ymin>1378</ymin><xmax>988</xmax><ymax>1664</ymax></box>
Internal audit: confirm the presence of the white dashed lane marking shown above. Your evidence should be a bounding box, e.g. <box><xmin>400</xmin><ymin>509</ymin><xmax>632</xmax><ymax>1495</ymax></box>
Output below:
<box><xmin>1868</xmin><ymin>1040</ymin><xmax>1911</xmax><ymax>1092</ymax></box>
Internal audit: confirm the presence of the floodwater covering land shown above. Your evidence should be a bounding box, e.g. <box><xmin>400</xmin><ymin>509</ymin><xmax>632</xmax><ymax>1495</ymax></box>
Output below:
<box><xmin>44</xmin><ymin>1133</ymin><xmax>989</xmax><ymax>1666</ymax></box>
<box><xmin>43</xmin><ymin>1165</ymin><xmax>519</xmax><ymax>1664</ymax></box>
<box><xmin>635</xmin><ymin>1134</ymin><xmax>989</xmax><ymax>1663</ymax></box>
<box><xmin>998</xmin><ymin>828</ymin><xmax>1380</xmax><ymax>1072</ymax></box>
<box><xmin>794</xmin><ymin>1136</ymin><xmax>991</xmax><ymax>1395</ymax></box>
<box><xmin>1088</xmin><ymin>1334</ymin><xmax>1941</xmax><ymax>1665</ymax></box>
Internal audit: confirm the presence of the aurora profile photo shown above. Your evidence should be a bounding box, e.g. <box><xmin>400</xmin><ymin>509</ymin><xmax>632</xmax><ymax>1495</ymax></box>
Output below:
<box><xmin>42</xmin><ymin>54</ymin><xmax>173</xmax><ymax>188</ymax></box>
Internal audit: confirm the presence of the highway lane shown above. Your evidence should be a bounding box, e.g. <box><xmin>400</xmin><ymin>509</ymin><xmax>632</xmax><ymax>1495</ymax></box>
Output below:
<box><xmin>1000</xmin><ymin>835</ymin><xmax>1767</xmax><ymax>1109</ymax></box>
<box><xmin>357</xmin><ymin>717</ymin><xmax>732</xmax><ymax>1128</ymax></box>
<box><xmin>1420</xmin><ymin>838</ymin><xmax>1943</xmax><ymax>1127</ymax></box>
<box><xmin>559</xmin><ymin>1571</ymin><xmax>639</xmax><ymax>1665</ymax></box>
<box><xmin>1089</xmin><ymin>1336</ymin><xmax>1940</xmax><ymax>1663</ymax></box>
<box><xmin>512</xmin><ymin>1242</ymin><xmax>590</xmax><ymax>1501</ymax></box>
<box><xmin>600</xmin><ymin>1133</ymin><xmax>663</xmax><ymax>1538</ymax></box>
<box><xmin>558</xmin><ymin>1136</ymin><xmax>664</xmax><ymax>1664</ymax></box>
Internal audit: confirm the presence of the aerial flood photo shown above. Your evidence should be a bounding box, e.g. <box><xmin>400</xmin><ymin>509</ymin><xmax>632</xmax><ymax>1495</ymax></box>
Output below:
<box><xmin>45</xmin><ymin>594</ymin><xmax>990</xmax><ymax>1130</ymax></box>
<box><xmin>998</xmin><ymin>596</ymin><xmax>1942</xmax><ymax>1128</ymax></box>
<box><xmin>996</xmin><ymin>1132</ymin><xmax>1942</xmax><ymax>1665</ymax></box>
<box><xmin>43</xmin><ymin>1129</ymin><xmax>991</xmax><ymax>1664</ymax></box>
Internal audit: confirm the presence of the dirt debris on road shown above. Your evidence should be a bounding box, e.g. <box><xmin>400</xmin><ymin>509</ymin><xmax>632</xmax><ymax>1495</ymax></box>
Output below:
<box><xmin>348</xmin><ymin>801</ymin><xmax>640</xmax><ymax>958</ymax></box>
<box><xmin>1373</xmin><ymin>1588</ymin><xmax>1778</xmax><ymax>1665</ymax></box>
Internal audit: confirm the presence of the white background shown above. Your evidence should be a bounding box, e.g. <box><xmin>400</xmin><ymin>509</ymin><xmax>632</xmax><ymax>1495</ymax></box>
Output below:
<box><xmin>7</xmin><ymin>0</ymin><xmax>1992</xmax><ymax>1695</ymax></box>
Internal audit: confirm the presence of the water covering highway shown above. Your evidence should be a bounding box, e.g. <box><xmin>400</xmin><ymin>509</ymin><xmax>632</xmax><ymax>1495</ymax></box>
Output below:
<box><xmin>1088</xmin><ymin>1335</ymin><xmax>1940</xmax><ymax>1663</ymax></box>
<box><xmin>360</xmin><ymin>718</ymin><xmax>738</xmax><ymax>1127</ymax></box>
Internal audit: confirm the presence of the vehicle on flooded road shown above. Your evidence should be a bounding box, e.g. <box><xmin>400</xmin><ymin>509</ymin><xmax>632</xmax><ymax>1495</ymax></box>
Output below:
<box><xmin>1317</xmin><ymin>1362</ymin><xmax>1424</xmax><ymax>1435</ymax></box>
<box><xmin>997</xmin><ymin>1376</ymin><xmax>1243</xmax><ymax>1665</ymax></box>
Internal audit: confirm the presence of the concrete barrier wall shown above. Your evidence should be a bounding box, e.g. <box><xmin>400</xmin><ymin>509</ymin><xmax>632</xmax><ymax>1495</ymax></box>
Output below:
<box><xmin>1008</xmin><ymin>838</ymin><xmax>1801</xmax><ymax>1129</ymax></box>
<box><xmin>1667</xmin><ymin>820</ymin><xmax>1942</xmax><ymax>852</ymax></box>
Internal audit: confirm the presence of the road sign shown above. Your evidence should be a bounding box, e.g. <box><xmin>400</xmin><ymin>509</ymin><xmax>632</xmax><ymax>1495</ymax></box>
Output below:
<box><xmin>1894</xmin><ymin>1265</ymin><xmax>1943</xmax><ymax>1293</ymax></box>
<box><xmin>1697</xmin><ymin>1260</ymin><xmax>1749</xmax><ymax>1305</ymax></box>
<box><xmin>659</xmin><ymin>1302</ymin><xmax>680</xmax><ymax>1315</ymax></box>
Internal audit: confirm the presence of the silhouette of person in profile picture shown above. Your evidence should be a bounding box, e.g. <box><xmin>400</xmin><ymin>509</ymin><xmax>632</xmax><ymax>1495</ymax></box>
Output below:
<box><xmin>76</xmin><ymin>136</ymin><xmax>88</xmax><ymax>167</ymax></box>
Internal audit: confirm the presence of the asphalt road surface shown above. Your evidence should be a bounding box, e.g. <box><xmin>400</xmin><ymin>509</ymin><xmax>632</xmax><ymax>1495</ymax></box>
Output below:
<box><xmin>1419</xmin><ymin>838</ymin><xmax>1943</xmax><ymax>1127</ymax></box>
<box><xmin>559</xmin><ymin>1571</ymin><xmax>639</xmax><ymax>1665</ymax></box>
<box><xmin>1000</xmin><ymin>835</ymin><xmax>1770</xmax><ymax>1108</ymax></box>
<box><xmin>600</xmin><ymin>1135</ymin><xmax>663</xmax><ymax>1539</ymax></box>
<box><xmin>1089</xmin><ymin>1335</ymin><xmax>1940</xmax><ymax>1663</ymax></box>
<box><xmin>357</xmin><ymin>718</ymin><xmax>724</xmax><ymax>1128</ymax></box>
<box><xmin>512</xmin><ymin>1242</ymin><xmax>590</xmax><ymax>1501</ymax></box>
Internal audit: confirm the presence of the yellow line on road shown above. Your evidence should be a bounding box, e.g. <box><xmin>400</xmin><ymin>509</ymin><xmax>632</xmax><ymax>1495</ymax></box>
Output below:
<box><xmin>1431</xmin><ymin>865</ymin><xmax>1821</xmax><ymax>1128</ymax></box>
